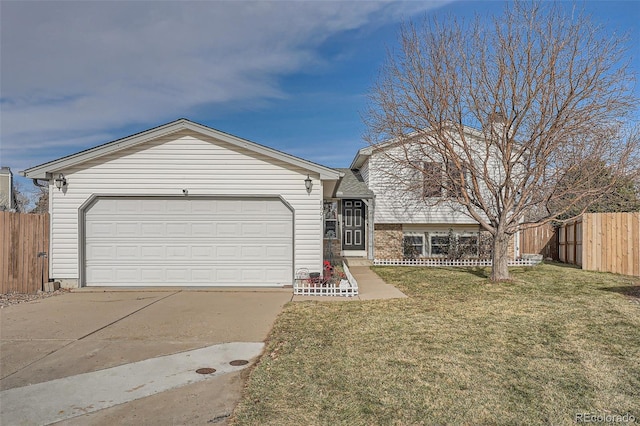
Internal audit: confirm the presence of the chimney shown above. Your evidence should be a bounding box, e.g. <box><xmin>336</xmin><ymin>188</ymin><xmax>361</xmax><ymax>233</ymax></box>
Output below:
<box><xmin>488</xmin><ymin>110</ymin><xmax>506</xmax><ymax>124</ymax></box>
<box><xmin>487</xmin><ymin>110</ymin><xmax>509</xmax><ymax>138</ymax></box>
<box><xmin>0</xmin><ymin>166</ymin><xmax>14</xmax><ymax>211</ymax></box>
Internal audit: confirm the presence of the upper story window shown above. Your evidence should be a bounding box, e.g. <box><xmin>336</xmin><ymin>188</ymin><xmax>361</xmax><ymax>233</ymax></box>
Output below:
<box><xmin>446</xmin><ymin>161</ymin><xmax>468</xmax><ymax>198</ymax></box>
<box><xmin>407</xmin><ymin>160</ymin><xmax>470</xmax><ymax>199</ymax></box>
<box><xmin>422</xmin><ymin>161</ymin><xmax>442</xmax><ymax>198</ymax></box>
<box><xmin>408</xmin><ymin>160</ymin><xmax>469</xmax><ymax>199</ymax></box>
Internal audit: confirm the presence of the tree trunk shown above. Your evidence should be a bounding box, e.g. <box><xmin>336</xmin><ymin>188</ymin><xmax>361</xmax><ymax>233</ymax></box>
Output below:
<box><xmin>490</xmin><ymin>231</ymin><xmax>510</xmax><ymax>281</ymax></box>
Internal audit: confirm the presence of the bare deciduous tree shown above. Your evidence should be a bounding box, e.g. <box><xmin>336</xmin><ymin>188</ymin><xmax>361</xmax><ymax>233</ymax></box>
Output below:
<box><xmin>30</xmin><ymin>185</ymin><xmax>49</xmax><ymax>214</ymax></box>
<box><xmin>12</xmin><ymin>183</ymin><xmax>31</xmax><ymax>213</ymax></box>
<box><xmin>364</xmin><ymin>1</ymin><xmax>639</xmax><ymax>281</ymax></box>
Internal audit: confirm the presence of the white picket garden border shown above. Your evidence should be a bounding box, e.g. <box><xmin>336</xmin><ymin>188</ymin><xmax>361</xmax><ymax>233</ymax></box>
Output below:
<box><xmin>293</xmin><ymin>261</ymin><xmax>359</xmax><ymax>297</ymax></box>
<box><xmin>373</xmin><ymin>258</ymin><xmax>541</xmax><ymax>267</ymax></box>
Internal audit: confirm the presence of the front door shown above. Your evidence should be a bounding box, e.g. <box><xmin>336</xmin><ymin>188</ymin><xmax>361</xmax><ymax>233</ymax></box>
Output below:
<box><xmin>342</xmin><ymin>199</ymin><xmax>365</xmax><ymax>250</ymax></box>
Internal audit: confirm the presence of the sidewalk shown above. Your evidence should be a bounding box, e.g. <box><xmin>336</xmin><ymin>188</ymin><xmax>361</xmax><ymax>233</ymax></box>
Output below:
<box><xmin>291</xmin><ymin>266</ymin><xmax>407</xmax><ymax>302</ymax></box>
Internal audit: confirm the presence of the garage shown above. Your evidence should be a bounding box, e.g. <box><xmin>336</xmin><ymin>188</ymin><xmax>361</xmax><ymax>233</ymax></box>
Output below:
<box><xmin>22</xmin><ymin>119</ymin><xmax>340</xmax><ymax>288</ymax></box>
<box><xmin>83</xmin><ymin>196</ymin><xmax>293</xmax><ymax>287</ymax></box>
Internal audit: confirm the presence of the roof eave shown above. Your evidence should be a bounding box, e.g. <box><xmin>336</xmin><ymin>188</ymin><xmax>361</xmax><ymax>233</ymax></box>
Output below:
<box><xmin>349</xmin><ymin>146</ymin><xmax>372</xmax><ymax>170</ymax></box>
<box><xmin>333</xmin><ymin>192</ymin><xmax>375</xmax><ymax>199</ymax></box>
<box><xmin>348</xmin><ymin>125</ymin><xmax>486</xmax><ymax>169</ymax></box>
<box><xmin>22</xmin><ymin>119</ymin><xmax>190</xmax><ymax>179</ymax></box>
<box><xmin>21</xmin><ymin>119</ymin><xmax>341</xmax><ymax>180</ymax></box>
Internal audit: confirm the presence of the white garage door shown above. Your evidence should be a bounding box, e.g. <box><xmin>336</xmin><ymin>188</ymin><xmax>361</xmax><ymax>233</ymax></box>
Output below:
<box><xmin>84</xmin><ymin>197</ymin><xmax>293</xmax><ymax>287</ymax></box>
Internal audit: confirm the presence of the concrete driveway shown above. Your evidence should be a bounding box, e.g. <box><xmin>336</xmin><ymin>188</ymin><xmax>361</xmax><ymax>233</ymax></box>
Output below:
<box><xmin>0</xmin><ymin>289</ymin><xmax>292</xmax><ymax>425</ymax></box>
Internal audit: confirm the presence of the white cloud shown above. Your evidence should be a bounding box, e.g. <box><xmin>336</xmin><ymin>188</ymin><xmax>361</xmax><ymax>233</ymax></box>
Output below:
<box><xmin>0</xmin><ymin>0</ymin><xmax>451</xmax><ymax>170</ymax></box>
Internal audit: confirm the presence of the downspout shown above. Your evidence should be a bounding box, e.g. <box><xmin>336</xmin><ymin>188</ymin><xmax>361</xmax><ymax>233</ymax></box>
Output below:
<box><xmin>32</xmin><ymin>178</ymin><xmax>48</xmax><ymax>188</ymax></box>
<box><xmin>32</xmin><ymin>178</ymin><xmax>50</xmax><ymax>291</ymax></box>
<box><xmin>368</xmin><ymin>196</ymin><xmax>375</xmax><ymax>260</ymax></box>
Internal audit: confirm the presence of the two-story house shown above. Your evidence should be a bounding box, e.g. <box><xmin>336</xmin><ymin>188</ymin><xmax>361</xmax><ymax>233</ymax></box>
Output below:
<box><xmin>22</xmin><ymin>119</ymin><xmax>518</xmax><ymax>289</ymax></box>
<box><xmin>327</xmin><ymin>126</ymin><xmax>519</xmax><ymax>263</ymax></box>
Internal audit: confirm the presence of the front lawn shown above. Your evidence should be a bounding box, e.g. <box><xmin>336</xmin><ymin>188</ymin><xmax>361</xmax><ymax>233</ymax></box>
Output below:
<box><xmin>231</xmin><ymin>264</ymin><xmax>640</xmax><ymax>425</ymax></box>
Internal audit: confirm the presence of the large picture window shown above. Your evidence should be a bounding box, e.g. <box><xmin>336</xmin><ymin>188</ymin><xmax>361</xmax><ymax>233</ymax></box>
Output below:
<box><xmin>403</xmin><ymin>231</ymin><xmax>480</xmax><ymax>258</ymax></box>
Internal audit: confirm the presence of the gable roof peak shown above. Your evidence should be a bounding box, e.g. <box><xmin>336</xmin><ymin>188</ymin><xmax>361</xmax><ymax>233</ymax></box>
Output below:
<box><xmin>21</xmin><ymin>118</ymin><xmax>340</xmax><ymax>180</ymax></box>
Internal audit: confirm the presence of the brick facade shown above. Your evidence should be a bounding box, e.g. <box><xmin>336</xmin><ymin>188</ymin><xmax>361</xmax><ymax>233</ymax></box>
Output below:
<box><xmin>374</xmin><ymin>226</ymin><xmax>517</xmax><ymax>260</ymax></box>
<box><xmin>374</xmin><ymin>224</ymin><xmax>403</xmax><ymax>259</ymax></box>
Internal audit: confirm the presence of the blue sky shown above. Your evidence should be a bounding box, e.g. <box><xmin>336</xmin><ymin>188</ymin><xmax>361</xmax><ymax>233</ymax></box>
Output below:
<box><xmin>1</xmin><ymin>1</ymin><xmax>638</xmax><ymax>196</ymax></box>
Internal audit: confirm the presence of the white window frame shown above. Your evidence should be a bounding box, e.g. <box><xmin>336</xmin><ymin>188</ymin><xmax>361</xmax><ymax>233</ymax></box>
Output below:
<box><xmin>446</xmin><ymin>161</ymin><xmax>468</xmax><ymax>199</ymax></box>
<box><xmin>422</xmin><ymin>161</ymin><xmax>443</xmax><ymax>198</ymax></box>
<box><xmin>457</xmin><ymin>233</ymin><xmax>480</xmax><ymax>257</ymax></box>
<box><xmin>427</xmin><ymin>232</ymin><xmax>450</xmax><ymax>257</ymax></box>
<box><xmin>402</xmin><ymin>228</ymin><xmax>481</xmax><ymax>258</ymax></box>
<box><xmin>403</xmin><ymin>233</ymin><xmax>424</xmax><ymax>258</ymax></box>
<box><xmin>426</xmin><ymin>231</ymin><xmax>479</xmax><ymax>257</ymax></box>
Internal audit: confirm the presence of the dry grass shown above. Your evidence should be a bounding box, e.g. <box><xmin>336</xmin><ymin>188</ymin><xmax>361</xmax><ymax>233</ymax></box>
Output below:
<box><xmin>231</xmin><ymin>264</ymin><xmax>640</xmax><ymax>425</ymax></box>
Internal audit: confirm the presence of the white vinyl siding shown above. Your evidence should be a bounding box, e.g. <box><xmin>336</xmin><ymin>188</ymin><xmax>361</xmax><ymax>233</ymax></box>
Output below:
<box><xmin>49</xmin><ymin>129</ymin><xmax>324</xmax><ymax>283</ymax></box>
<box><xmin>366</xmin><ymin>151</ymin><xmax>478</xmax><ymax>225</ymax></box>
<box><xmin>359</xmin><ymin>161</ymin><xmax>369</xmax><ymax>185</ymax></box>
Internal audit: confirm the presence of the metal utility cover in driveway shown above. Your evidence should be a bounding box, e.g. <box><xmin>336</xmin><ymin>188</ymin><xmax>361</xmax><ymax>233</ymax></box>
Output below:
<box><xmin>0</xmin><ymin>289</ymin><xmax>293</xmax><ymax>425</ymax></box>
<box><xmin>84</xmin><ymin>197</ymin><xmax>293</xmax><ymax>286</ymax></box>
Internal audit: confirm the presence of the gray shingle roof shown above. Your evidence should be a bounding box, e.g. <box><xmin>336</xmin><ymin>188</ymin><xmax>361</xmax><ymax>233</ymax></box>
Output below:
<box><xmin>333</xmin><ymin>168</ymin><xmax>374</xmax><ymax>199</ymax></box>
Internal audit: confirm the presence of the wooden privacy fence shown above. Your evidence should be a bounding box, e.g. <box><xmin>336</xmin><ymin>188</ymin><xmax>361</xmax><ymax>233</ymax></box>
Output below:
<box><xmin>519</xmin><ymin>223</ymin><xmax>559</xmax><ymax>260</ymax></box>
<box><xmin>0</xmin><ymin>211</ymin><xmax>50</xmax><ymax>294</ymax></box>
<box><xmin>559</xmin><ymin>212</ymin><xmax>640</xmax><ymax>277</ymax></box>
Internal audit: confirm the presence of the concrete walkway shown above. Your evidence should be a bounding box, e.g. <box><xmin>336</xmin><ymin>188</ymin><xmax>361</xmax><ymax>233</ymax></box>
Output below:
<box><xmin>291</xmin><ymin>265</ymin><xmax>407</xmax><ymax>302</ymax></box>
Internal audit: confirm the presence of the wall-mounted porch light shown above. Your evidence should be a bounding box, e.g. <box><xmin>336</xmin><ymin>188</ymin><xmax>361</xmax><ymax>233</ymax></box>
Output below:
<box><xmin>304</xmin><ymin>175</ymin><xmax>313</xmax><ymax>194</ymax></box>
<box><xmin>54</xmin><ymin>173</ymin><xmax>67</xmax><ymax>190</ymax></box>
